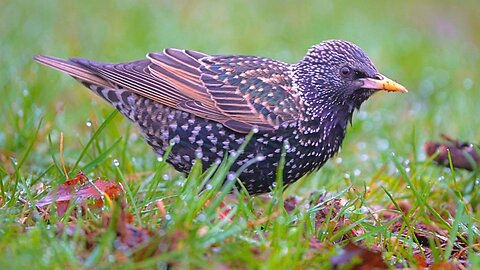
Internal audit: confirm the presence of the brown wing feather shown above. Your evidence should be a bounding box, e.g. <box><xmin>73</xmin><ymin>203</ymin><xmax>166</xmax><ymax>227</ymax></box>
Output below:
<box><xmin>147</xmin><ymin>49</ymin><xmax>218</xmax><ymax>111</ymax></box>
<box><xmin>69</xmin><ymin>58</ymin><xmax>188</xmax><ymax>108</ymax></box>
<box><xmin>35</xmin><ymin>49</ymin><xmax>300</xmax><ymax>134</ymax></box>
<box><xmin>33</xmin><ymin>55</ymin><xmax>113</xmax><ymax>88</ymax></box>
<box><xmin>149</xmin><ymin>50</ymin><xmax>300</xmax><ymax>133</ymax></box>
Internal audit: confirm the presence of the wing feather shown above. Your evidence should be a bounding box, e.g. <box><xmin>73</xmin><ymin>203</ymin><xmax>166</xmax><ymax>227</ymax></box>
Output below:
<box><xmin>148</xmin><ymin>50</ymin><xmax>301</xmax><ymax>132</ymax></box>
<box><xmin>36</xmin><ymin>49</ymin><xmax>301</xmax><ymax>134</ymax></box>
<box><xmin>70</xmin><ymin>58</ymin><xmax>187</xmax><ymax>108</ymax></box>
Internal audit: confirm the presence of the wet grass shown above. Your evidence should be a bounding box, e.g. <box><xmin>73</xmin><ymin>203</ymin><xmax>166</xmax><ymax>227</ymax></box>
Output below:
<box><xmin>1</xmin><ymin>0</ymin><xmax>479</xmax><ymax>268</ymax></box>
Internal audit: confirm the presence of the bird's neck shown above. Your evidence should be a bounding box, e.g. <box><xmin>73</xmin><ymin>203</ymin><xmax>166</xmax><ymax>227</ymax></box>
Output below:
<box><xmin>291</xmin><ymin>62</ymin><xmax>356</xmax><ymax>153</ymax></box>
<box><xmin>297</xmin><ymin>102</ymin><xmax>354</xmax><ymax>157</ymax></box>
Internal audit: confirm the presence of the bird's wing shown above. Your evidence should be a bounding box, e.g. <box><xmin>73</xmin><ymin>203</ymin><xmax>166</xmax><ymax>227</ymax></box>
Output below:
<box><xmin>67</xmin><ymin>58</ymin><xmax>193</xmax><ymax>109</ymax></box>
<box><xmin>148</xmin><ymin>49</ymin><xmax>302</xmax><ymax>133</ymax></box>
<box><xmin>39</xmin><ymin>49</ymin><xmax>302</xmax><ymax>133</ymax></box>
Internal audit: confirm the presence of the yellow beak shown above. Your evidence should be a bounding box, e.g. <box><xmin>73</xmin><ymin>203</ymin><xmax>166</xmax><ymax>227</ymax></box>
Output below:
<box><xmin>359</xmin><ymin>74</ymin><xmax>408</xmax><ymax>93</ymax></box>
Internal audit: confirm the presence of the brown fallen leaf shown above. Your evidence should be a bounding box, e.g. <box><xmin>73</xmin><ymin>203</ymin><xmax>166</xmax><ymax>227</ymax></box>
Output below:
<box><xmin>113</xmin><ymin>200</ymin><xmax>150</xmax><ymax>249</ymax></box>
<box><xmin>424</xmin><ymin>134</ymin><xmax>480</xmax><ymax>171</ymax></box>
<box><xmin>36</xmin><ymin>171</ymin><xmax>124</xmax><ymax>217</ymax></box>
<box><xmin>413</xmin><ymin>254</ymin><xmax>427</xmax><ymax>268</ymax></box>
<box><xmin>430</xmin><ymin>261</ymin><xmax>457</xmax><ymax>270</ymax></box>
<box><xmin>63</xmin><ymin>170</ymin><xmax>89</xmax><ymax>185</ymax></box>
<box><xmin>283</xmin><ymin>196</ymin><xmax>298</xmax><ymax>213</ymax></box>
<box><xmin>55</xmin><ymin>199</ymin><xmax>152</xmax><ymax>257</ymax></box>
<box><xmin>330</xmin><ymin>242</ymin><xmax>389</xmax><ymax>270</ymax></box>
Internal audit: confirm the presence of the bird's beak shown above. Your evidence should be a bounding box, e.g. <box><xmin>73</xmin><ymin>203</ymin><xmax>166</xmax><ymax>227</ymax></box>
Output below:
<box><xmin>358</xmin><ymin>74</ymin><xmax>408</xmax><ymax>93</ymax></box>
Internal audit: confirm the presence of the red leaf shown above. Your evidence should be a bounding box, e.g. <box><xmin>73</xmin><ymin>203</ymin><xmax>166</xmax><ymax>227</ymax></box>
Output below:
<box><xmin>36</xmin><ymin>171</ymin><xmax>123</xmax><ymax>217</ymax></box>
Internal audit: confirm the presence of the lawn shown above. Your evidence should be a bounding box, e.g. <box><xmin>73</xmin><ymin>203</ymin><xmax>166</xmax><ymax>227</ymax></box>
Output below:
<box><xmin>1</xmin><ymin>0</ymin><xmax>479</xmax><ymax>269</ymax></box>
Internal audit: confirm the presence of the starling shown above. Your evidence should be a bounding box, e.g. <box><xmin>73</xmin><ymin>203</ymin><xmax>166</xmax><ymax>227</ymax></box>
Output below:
<box><xmin>34</xmin><ymin>40</ymin><xmax>407</xmax><ymax>194</ymax></box>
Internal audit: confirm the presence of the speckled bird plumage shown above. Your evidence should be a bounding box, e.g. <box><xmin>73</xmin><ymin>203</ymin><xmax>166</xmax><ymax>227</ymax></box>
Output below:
<box><xmin>35</xmin><ymin>40</ymin><xmax>407</xmax><ymax>194</ymax></box>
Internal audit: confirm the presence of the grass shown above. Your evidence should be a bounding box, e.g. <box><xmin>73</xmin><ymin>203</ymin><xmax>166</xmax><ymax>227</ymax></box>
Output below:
<box><xmin>1</xmin><ymin>0</ymin><xmax>480</xmax><ymax>269</ymax></box>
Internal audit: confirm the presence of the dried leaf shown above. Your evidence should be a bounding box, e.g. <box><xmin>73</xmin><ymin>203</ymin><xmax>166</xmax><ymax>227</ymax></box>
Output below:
<box><xmin>413</xmin><ymin>255</ymin><xmax>427</xmax><ymax>268</ymax></box>
<box><xmin>430</xmin><ymin>261</ymin><xmax>457</xmax><ymax>270</ymax></box>
<box><xmin>330</xmin><ymin>242</ymin><xmax>389</xmax><ymax>270</ymax></box>
<box><xmin>36</xmin><ymin>171</ymin><xmax>123</xmax><ymax>217</ymax></box>
<box><xmin>115</xmin><ymin>201</ymin><xmax>150</xmax><ymax>248</ymax></box>
<box><xmin>283</xmin><ymin>196</ymin><xmax>298</xmax><ymax>213</ymax></box>
<box><xmin>55</xmin><ymin>200</ymin><xmax>151</xmax><ymax>255</ymax></box>
<box><xmin>64</xmin><ymin>170</ymin><xmax>88</xmax><ymax>185</ymax></box>
<box><xmin>424</xmin><ymin>134</ymin><xmax>480</xmax><ymax>171</ymax></box>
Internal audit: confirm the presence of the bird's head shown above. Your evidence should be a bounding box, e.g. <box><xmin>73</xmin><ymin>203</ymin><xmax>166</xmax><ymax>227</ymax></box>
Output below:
<box><xmin>294</xmin><ymin>40</ymin><xmax>407</xmax><ymax>117</ymax></box>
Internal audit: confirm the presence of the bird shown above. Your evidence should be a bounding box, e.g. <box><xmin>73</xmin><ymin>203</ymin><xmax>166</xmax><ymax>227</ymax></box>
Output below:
<box><xmin>34</xmin><ymin>40</ymin><xmax>407</xmax><ymax>194</ymax></box>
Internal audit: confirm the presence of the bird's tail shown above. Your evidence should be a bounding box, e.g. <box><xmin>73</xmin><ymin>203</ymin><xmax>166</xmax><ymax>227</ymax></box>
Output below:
<box><xmin>33</xmin><ymin>55</ymin><xmax>112</xmax><ymax>88</ymax></box>
<box><xmin>34</xmin><ymin>55</ymin><xmax>141</xmax><ymax>122</ymax></box>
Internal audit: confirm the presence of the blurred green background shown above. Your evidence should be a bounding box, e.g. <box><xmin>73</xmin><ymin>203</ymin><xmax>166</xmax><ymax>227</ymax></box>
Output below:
<box><xmin>1</xmin><ymin>0</ymin><xmax>479</xmax><ymax>192</ymax></box>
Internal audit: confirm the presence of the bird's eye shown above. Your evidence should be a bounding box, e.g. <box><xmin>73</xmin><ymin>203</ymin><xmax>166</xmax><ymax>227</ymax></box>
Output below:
<box><xmin>340</xmin><ymin>66</ymin><xmax>352</xmax><ymax>77</ymax></box>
